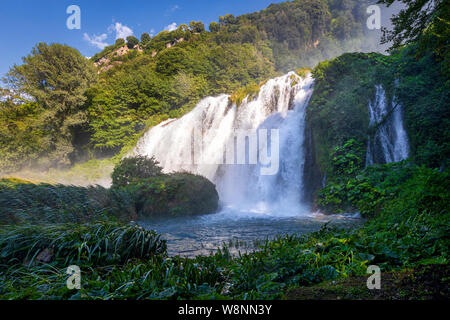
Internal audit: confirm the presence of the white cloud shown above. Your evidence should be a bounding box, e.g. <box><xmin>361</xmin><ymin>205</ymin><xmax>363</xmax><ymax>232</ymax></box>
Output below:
<box><xmin>83</xmin><ymin>33</ymin><xmax>109</xmax><ymax>49</ymax></box>
<box><xmin>164</xmin><ymin>22</ymin><xmax>178</xmax><ymax>32</ymax></box>
<box><xmin>169</xmin><ymin>5</ymin><xmax>180</xmax><ymax>13</ymax></box>
<box><xmin>109</xmin><ymin>22</ymin><xmax>134</xmax><ymax>40</ymax></box>
<box><xmin>149</xmin><ymin>28</ymin><xmax>156</xmax><ymax>37</ymax></box>
<box><xmin>165</xmin><ymin>5</ymin><xmax>180</xmax><ymax>16</ymax></box>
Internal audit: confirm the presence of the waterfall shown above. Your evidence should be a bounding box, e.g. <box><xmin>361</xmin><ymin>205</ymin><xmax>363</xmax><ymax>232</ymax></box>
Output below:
<box><xmin>366</xmin><ymin>85</ymin><xmax>409</xmax><ymax>166</ymax></box>
<box><xmin>134</xmin><ymin>73</ymin><xmax>314</xmax><ymax>215</ymax></box>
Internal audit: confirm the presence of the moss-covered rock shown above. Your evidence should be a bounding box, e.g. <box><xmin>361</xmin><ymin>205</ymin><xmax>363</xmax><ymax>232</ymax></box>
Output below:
<box><xmin>131</xmin><ymin>173</ymin><xmax>219</xmax><ymax>219</ymax></box>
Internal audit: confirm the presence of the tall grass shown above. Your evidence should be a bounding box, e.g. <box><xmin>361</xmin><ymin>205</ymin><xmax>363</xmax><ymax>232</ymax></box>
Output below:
<box><xmin>0</xmin><ymin>222</ymin><xmax>166</xmax><ymax>267</ymax></box>
<box><xmin>0</xmin><ymin>179</ymin><xmax>137</xmax><ymax>225</ymax></box>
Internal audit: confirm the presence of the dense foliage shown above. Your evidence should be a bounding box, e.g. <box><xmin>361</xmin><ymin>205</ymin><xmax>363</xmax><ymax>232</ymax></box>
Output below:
<box><xmin>0</xmin><ymin>178</ymin><xmax>137</xmax><ymax>225</ymax></box>
<box><xmin>240</xmin><ymin>0</ymin><xmax>378</xmax><ymax>71</ymax></box>
<box><xmin>307</xmin><ymin>45</ymin><xmax>449</xmax><ymax>190</ymax></box>
<box><xmin>0</xmin><ymin>43</ymin><xmax>97</xmax><ymax>171</ymax></box>
<box><xmin>111</xmin><ymin>156</ymin><xmax>219</xmax><ymax>218</ymax></box>
<box><xmin>112</xmin><ymin>156</ymin><xmax>163</xmax><ymax>187</ymax></box>
<box><xmin>0</xmin><ymin>222</ymin><xmax>166</xmax><ymax>267</ymax></box>
<box><xmin>131</xmin><ymin>173</ymin><xmax>220</xmax><ymax>218</ymax></box>
<box><xmin>0</xmin><ymin>164</ymin><xmax>447</xmax><ymax>300</ymax></box>
<box><xmin>307</xmin><ymin>52</ymin><xmax>394</xmax><ymax>179</ymax></box>
<box><xmin>379</xmin><ymin>0</ymin><xmax>448</xmax><ymax>50</ymax></box>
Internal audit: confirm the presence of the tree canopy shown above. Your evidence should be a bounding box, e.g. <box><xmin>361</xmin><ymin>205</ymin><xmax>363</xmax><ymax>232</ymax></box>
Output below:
<box><xmin>1</xmin><ymin>43</ymin><xmax>97</xmax><ymax>170</ymax></box>
<box><xmin>379</xmin><ymin>0</ymin><xmax>448</xmax><ymax>48</ymax></box>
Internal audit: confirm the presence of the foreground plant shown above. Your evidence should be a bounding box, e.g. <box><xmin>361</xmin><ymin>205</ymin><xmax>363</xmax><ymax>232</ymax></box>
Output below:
<box><xmin>0</xmin><ymin>222</ymin><xmax>166</xmax><ymax>267</ymax></box>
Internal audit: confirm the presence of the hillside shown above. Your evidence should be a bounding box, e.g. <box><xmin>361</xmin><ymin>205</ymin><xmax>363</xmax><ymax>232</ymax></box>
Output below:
<box><xmin>0</xmin><ymin>0</ymin><xmax>382</xmax><ymax>173</ymax></box>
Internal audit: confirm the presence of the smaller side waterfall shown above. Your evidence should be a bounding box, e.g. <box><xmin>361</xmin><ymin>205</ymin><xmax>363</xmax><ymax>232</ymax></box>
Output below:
<box><xmin>366</xmin><ymin>85</ymin><xmax>410</xmax><ymax>166</ymax></box>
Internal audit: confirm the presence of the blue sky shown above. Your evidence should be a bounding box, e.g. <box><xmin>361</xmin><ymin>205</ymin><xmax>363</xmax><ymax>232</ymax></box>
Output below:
<box><xmin>0</xmin><ymin>0</ymin><xmax>285</xmax><ymax>77</ymax></box>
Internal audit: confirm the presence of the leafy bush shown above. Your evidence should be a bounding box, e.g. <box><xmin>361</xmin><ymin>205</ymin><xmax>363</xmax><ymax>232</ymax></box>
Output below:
<box><xmin>132</xmin><ymin>173</ymin><xmax>219</xmax><ymax>218</ymax></box>
<box><xmin>112</xmin><ymin>156</ymin><xmax>163</xmax><ymax>187</ymax></box>
<box><xmin>111</xmin><ymin>156</ymin><xmax>219</xmax><ymax>218</ymax></box>
<box><xmin>318</xmin><ymin>162</ymin><xmax>449</xmax><ymax>217</ymax></box>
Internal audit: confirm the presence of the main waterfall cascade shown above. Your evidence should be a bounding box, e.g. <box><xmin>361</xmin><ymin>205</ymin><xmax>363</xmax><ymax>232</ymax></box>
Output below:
<box><xmin>134</xmin><ymin>73</ymin><xmax>315</xmax><ymax>216</ymax></box>
<box><xmin>366</xmin><ymin>85</ymin><xmax>410</xmax><ymax>166</ymax></box>
<box><xmin>134</xmin><ymin>76</ymin><xmax>411</xmax><ymax>217</ymax></box>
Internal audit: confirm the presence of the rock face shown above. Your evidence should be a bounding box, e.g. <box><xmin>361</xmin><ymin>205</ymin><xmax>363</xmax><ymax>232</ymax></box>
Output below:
<box><xmin>93</xmin><ymin>44</ymin><xmax>142</xmax><ymax>74</ymax></box>
<box><xmin>302</xmin><ymin>120</ymin><xmax>323</xmax><ymax>208</ymax></box>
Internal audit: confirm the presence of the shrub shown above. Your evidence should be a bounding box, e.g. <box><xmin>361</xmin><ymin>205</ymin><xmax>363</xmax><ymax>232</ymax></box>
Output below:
<box><xmin>133</xmin><ymin>173</ymin><xmax>219</xmax><ymax>218</ymax></box>
<box><xmin>112</xmin><ymin>156</ymin><xmax>163</xmax><ymax>187</ymax></box>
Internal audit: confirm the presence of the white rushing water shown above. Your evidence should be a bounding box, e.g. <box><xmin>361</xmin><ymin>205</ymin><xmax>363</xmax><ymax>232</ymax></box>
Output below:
<box><xmin>135</xmin><ymin>73</ymin><xmax>315</xmax><ymax>216</ymax></box>
<box><xmin>366</xmin><ymin>85</ymin><xmax>409</xmax><ymax>166</ymax></box>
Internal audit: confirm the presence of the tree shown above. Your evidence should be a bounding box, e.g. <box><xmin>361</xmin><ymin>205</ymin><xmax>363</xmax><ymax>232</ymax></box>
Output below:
<box><xmin>177</xmin><ymin>24</ymin><xmax>190</xmax><ymax>33</ymax></box>
<box><xmin>115</xmin><ymin>38</ymin><xmax>125</xmax><ymax>46</ymax></box>
<box><xmin>155</xmin><ymin>47</ymin><xmax>188</xmax><ymax>75</ymax></box>
<box><xmin>209</xmin><ymin>21</ymin><xmax>220</xmax><ymax>33</ymax></box>
<box><xmin>378</xmin><ymin>0</ymin><xmax>447</xmax><ymax>48</ymax></box>
<box><xmin>126</xmin><ymin>36</ymin><xmax>139</xmax><ymax>49</ymax></box>
<box><xmin>189</xmin><ymin>21</ymin><xmax>205</xmax><ymax>33</ymax></box>
<box><xmin>3</xmin><ymin>43</ymin><xmax>97</xmax><ymax>167</ymax></box>
<box><xmin>223</xmin><ymin>14</ymin><xmax>237</xmax><ymax>25</ymax></box>
<box><xmin>140</xmin><ymin>33</ymin><xmax>151</xmax><ymax>46</ymax></box>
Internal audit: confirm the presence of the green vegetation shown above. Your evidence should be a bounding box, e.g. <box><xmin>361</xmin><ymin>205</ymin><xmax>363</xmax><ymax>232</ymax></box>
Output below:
<box><xmin>111</xmin><ymin>156</ymin><xmax>219</xmax><ymax>218</ymax></box>
<box><xmin>392</xmin><ymin>45</ymin><xmax>450</xmax><ymax>168</ymax></box>
<box><xmin>306</xmin><ymin>46</ymin><xmax>448</xmax><ymax>196</ymax></box>
<box><xmin>0</xmin><ymin>0</ymin><xmax>448</xmax><ymax>301</ymax></box>
<box><xmin>237</xmin><ymin>0</ymin><xmax>379</xmax><ymax>71</ymax></box>
<box><xmin>126</xmin><ymin>36</ymin><xmax>139</xmax><ymax>49</ymax></box>
<box><xmin>131</xmin><ymin>173</ymin><xmax>220</xmax><ymax>218</ymax></box>
<box><xmin>379</xmin><ymin>0</ymin><xmax>448</xmax><ymax>51</ymax></box>
<box><xmin>230</xmin><ymin>82</ymin><xmax>262</xmax><ymax>106</ymax></box>
<box><xmin>286</xmin><ymin>264</ymin><xmax>448</xmax><ymax>300</ymax></box>
<box><xmin>0</xmin><ymin>178</ymin><xmax>137</xmax><ymax>225</ymax></box>
<box><xmin>0</xmin><ymin>156</ymin><xmax>219</xmax><ymax>224</ymax></box>
<box><xmin>0</xmin><ymin>163</ymin><xmax>447</xmax><ymax>299</ymax></box>
<box><xmin>1</xmin><ymin>0</ymin><xmax>380</xmax><ymax>173</ymax></box>
<box><xmin>112</xmin><ymin>156</ymin><xmax>163</xmax><ymax>187</ymax></box>
<box><xmin>307</xmin><ymin>52</ymin><xmax>394</xmax><ymax>178</ymax></box>
<box><xmin>0</xmin><ymin>222</ymin><xmax>166</xmax><ymax>267</ymax></box>
<box><xmin>0</xmin><ymin>43</ymin><xmax>97</xmax><ymax>171</ymax></box>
